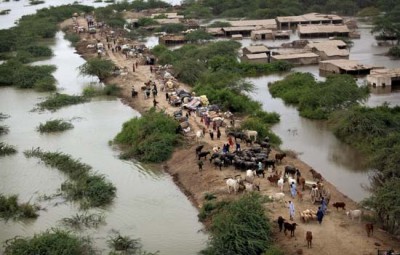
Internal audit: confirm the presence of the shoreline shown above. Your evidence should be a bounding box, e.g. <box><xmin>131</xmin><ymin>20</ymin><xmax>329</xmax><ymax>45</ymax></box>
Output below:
<box><xmin>61</xmin><ymin>18</ymin><xmax>400</xmax><ymax>254</ymax></box>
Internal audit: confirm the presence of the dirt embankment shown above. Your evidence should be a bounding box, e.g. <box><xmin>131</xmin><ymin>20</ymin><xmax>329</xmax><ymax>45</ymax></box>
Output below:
<box><xmin>60</xmin><ymin>17</ymin><xmax>400</xmax><ymax>255</ymax></box>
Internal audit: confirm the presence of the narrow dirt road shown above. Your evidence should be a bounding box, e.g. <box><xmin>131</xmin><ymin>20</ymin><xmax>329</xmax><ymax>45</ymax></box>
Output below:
<box><xmin>61</xmin><ymin>17</ymin><xmax>400</xmax><ymax>255</ymax></box>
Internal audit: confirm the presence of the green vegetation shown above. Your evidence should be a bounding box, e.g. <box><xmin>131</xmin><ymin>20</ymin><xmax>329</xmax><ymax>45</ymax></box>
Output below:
<box><xmin>64</xmin><ymin>33</ymin><xmax>81</xmax><ymax>47</ymax></box>
<box><xmin>0</xmin><ymin>113</ymin><xmax>9</xmax><ymax>136</ymax></box>
<box><xmin>0</xmin><ymin>60</ymin><xmax>57</xmax><ymax>91</ymax></box>
<box><xmin>241</xmin><ymin>117</ymin><xmax>282</xmax><ymax>146</ymax></box>
<box><xmin>155</xmin><ymin>23</ymin><xmax>186</xmax><ymax>33</ymax></box>
<box><xmin>4</xmin><ymin>229</ymin><xmax>94</xmax><ymax>255</ymax></box>
<box><xmin>62</xmin><ymin>212</ymin><xmax>104</xmax><ymax>229</ymax></box>
<box><xmin>29</xmin><ymin>0</ymin><xmax>45</xmax><ymax>5</ymax></box>
<box><xmin>37</xmin><ymin>119</ymin><xmax>74</xmax><ymax>133</ymax></box>
<box><xmin>208</xmin><ymin>21</ymin><xmax>231</xmax><ymax>28</ymax></box>
<box><xmin>137</xmin><ymin>17</ymin><xmax>159</xmax><ymax>27</ymax></box>
<box><xmin>0</xmin><ymin>142</ymin><xmax>17</xmax><ymax>156</ymax></box>
<box><xmin>269</xmin><ymin>73</ymin><xmax>369</xmax><ymax>119</ymax></box>
<box><xmin>108</xmin><ymin>231</ymin><xmax>159</xmax><ymax>255</ymax></box>
<box><xmin>114</xmin><ymin>109</ymin><xmax>181</xmax><ymax>163</ymax></box>
<box><xmin>79</xmin><ymin>58</ymin><xmax>115</xmax><ymax>82</ymax></box>
<box><xmin>372</xmin><ymin>2</ymin><xmax>400</xmax><ymax>45</ymax></box>
<box><xmin>357</xmin><ymin>6</ymin><xmax>380</xmax><ymax>17</ymax></box>
<box><xmin>388</xmin><ymin>46</ymin><xmax>400</xmax><ymax>58</ymax></box>
<box><xmin>0</xmin><ymin>194</ymin><xmax>39</xmax><ymax>220</ymax></box>
<box><xmin>24</xmin><ymin>148</ymin><xmax>116</xmax><ymax>208</ymax></box>
<box><xmin>0</xmin><ymin>9</ymin><xmax>11</xmax><ymax>15</ymax></box>
<box><xmin>185</xmin><ymin>30</ymin><xmax>214</xmax><ymax>43</ymax></box>
<box><xmin>82</xmin><ymin>83</ymin><xmax>121</xmax><ymax>97</ymax></box>
<box><xmin>36</xmin><ymin>93</ymin><xmax>89</xmax><ymax>112</ymax></box>
<box><xmin>200</xmin><ymin>193</ymin><xmax>278</xmax><ymax>255</ymax></box>
<box><xmin>95</xmin><ymin>5</ymin><xmax>126</xmax><ymax>28</ymax></box>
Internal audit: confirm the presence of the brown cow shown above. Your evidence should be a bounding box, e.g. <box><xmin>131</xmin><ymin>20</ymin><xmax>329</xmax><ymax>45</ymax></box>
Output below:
<box><xmin>365</xmin><ymin>223</ymin><xmax>374</xmax><ymax>237</ymax></box>
<box><xmin>332</xmin><ymin>202</ymin><xmax>346</xmax><ymax>211</ymax></box>
<box><xmin>267</xmin><ymin>174</ymin><xmax>280</xmax><ymax>185</ymax></box>
<box><xmin>310</xmin><ymin>168</ymin><xmax>323</xmax><ymax>181</ymax></box>
<box><xmin>306</xmin><ymin>231</ymin><xmax>313</xmax><ymax>248</ymax></box>
<box><xmin>275</xmin><ymin>153</ymin><xmax>286</xmax><ymax>164</ymax></box>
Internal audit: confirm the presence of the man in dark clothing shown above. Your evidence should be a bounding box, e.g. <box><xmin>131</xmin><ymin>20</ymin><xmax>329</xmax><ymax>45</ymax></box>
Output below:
<box><xmin>153</xmin><ymin>99</ymin><xmax>159</xmax><ymax>108</ymax></box>
<box><xmin>277</xmin><ymin>216</ymin><xmax>285</xmax><ymax>232</ymax></box>
<box><xmin>209</xmin><ymin>130</ymin><xmax>214</xmax><ymax>140</ymax></box>
<box><xmin>217</xmin><ymin>128</ymin><xmax>221</xmax><ymax>139</ymax></box>
<box><xmin>316</xmin><ymin>207</ymin><xmax>324</xmax><ymax>224</ymax></box>
<box><xmin>198</xmin><ymin>160</ymin><xmax>204</xmax><ymax>171</ymax></box>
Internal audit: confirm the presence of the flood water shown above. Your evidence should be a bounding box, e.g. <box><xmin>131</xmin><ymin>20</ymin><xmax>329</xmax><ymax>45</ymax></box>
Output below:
<box><xmin>0</xmin><ymin>29</ymin><xmax>206</xmax><ymax>254</ymax></box>
<box><xmin>247</xmin><ymin>25</ymin><xmax>400</xmax><ymax>202</ymax></box>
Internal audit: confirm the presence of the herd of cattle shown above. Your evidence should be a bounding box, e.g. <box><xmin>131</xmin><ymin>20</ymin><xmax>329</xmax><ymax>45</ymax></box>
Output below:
<box><xmin>194</xmin><ymin>137</ymin><xmax>377</xmax><ymax>249</ymax></box>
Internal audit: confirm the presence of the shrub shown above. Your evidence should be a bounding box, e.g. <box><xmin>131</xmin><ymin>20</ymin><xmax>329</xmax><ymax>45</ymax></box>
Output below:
<box><xmin>241</xmin><ymin>117</ymin><xmax>281</xmax><ymax>145</ymax></box>
<box><xmin>79</xmin><ymin>58</ymin><xmax>115</xmax><ymax>81</ymax></box>
<box><xmin>82</xmin><ymin>84</ymin><xmax>120</xmax><ymax>97</ymax></box>
<box><xmin>37</xmin><ymin>119</ymin><xmax>74</xmax><ymax>133</ymax></box>
<box><xmin>34</xmin><ymin>76</ymin><xmax>57</xmax><ymax>92</ymax></box>
<box><xmin>107</xmin><ymin>231</ymin><xmax>159</xmax><ymax>254</ymax></box>
<box><xmin>61</xmin><ymin>212</ymin><xmax>104</xmax><ymax>229</ymax></box>
<box><xmin>0</xmin><ymin>125</ymin><xmax>9</xmax><ymax>135</ymax></box>
<box><xmin>64</xmin><ymin>33</ymin><xmax>80</xmax><ymax>46</ymax></box>
<box><xmin>0</xmin><ymin>142</ymin><xmax>17</xmax><ymax>156</ymax></box>
<box><xmin>114</xmin><ymin>108</ymin><xmax>181</xmax><ymax>163</ymax></box>
<box><xmin>4</xmin><ymin>229</ymin><xmax>94</xmax><ymax>255</ymax></box>
<box><xmin>36</xmin><ymin>93</ymin><xmax>89</xmax><ymax>112</ymax></box>
<box><xmin>388</xmin><ymin>46</ymin><xmax>400</xmax><ymax>58</ymax></box>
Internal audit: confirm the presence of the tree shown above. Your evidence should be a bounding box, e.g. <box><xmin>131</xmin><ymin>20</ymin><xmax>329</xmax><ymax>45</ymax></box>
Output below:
<box><xmin>372</xmin><ymin>5</ymin><xmax>400</xmax><ymax>44</ymax></box>
<box><xmin>79</xmin><ymin>58</ymin><xmax>115</xmax><ymax>81</ymax></box>
<box><xmin>185</xmin><ymin>30</ymin><xmax>213</xmax><ymax>43</ymax></box>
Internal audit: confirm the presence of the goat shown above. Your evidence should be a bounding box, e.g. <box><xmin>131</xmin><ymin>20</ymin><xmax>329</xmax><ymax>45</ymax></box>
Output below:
<box><xmin>195</xmin><ymin>145</ymin><xmax>204</xmax><ymax>155</ymax></box>
<box><xmin>243</xmin><ymin>181</ymin><xmax>260</xmax><ymax>192</ymax></box>
<box><xmin>255</xmin><ymin>168</ymin><xmax>265</xmax><ymax>178</ymax></box>
<box><xmin>245</xmin><ymin>169</ymin><xmax>256</xmax><ymax>183</ymax></box>
<box><xmin>275</xmin><ymin>153</ymin><xmax>286</xmax><ymax>163</ymax></box>
<box><xmin>269</xmin><ymin>192</ymin><xmax>285</xmax><ymax>203</ymax></box>
<box><xmin>196</xmin><ymin>130</ymin><xmax>204</xmax><ymax>143</ymax></box>
<box><xmin>346</xmin><ymin>209</ymin><xmax>363</xmax><ymax>222</ymax></box>
<box><xmin>267</xmin><ymin>174</ymin><xmax>279</xmax><ymax>185</ymax></box>
<box><xmin>365</xmin><ymin>223</ymin><xmax>374</xmax><ymax>237</ymax></box>
<box><xmin>213</xmin><ymin>158</ymin><xmax>224</xmax><ymax>170</ymax></box>
<box><xmin>332</xmin><ymin>202</ymin><xmax>346</xmax><ymax>211</ymax></box>
<box><xmin>306</xmin><ymin>231</ymin><xmax>313</xmax><ymax>248</ymax></box>
<box><xmin>226</xmin><ymin>177</ymin><xmax>240</xmax><ymax>194</ymax></box>
<box><xmin>198</xmin><ymin>151</ymin><xmax>210</xmax><ymax>160</ymax></box>
<box><xmin>309</xmin><ymin>168</ymin><xmax>323</xmax><ymax>181</ymax></box>
<box><xmin>277</xmin><ymin>216</ymin><xmax>285</xmax><ymax>232</ymax></box>
<box><xmin>284</xmin><ymin>222</ymin><xmax>298</xmax><ymax>237</ymax></box>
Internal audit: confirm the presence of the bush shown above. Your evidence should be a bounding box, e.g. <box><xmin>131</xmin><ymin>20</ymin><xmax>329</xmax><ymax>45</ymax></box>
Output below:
<box><xmin>114</xmin><ymin>108</ymin><xmax>181</xmax><ymax>163</ymax></box>
<box><xmin>79</xmin><ymin>58</ymin><xmax>115</xmax><ymax>81</ymax></box>
<box><xmin>36</xmin><ymin>93</ymin><xmax>89</xmax><ymax>112</ymax></box>
<box><xmin>0</xmin><ymin>125</ymin><xmax>9</xmax><ymax>135</ymax></box>
<box><xmin>37</xmin><ymin>119</ymin><xmax>74</xmax><ymax>133</ymax></box>
<box><xmin>62</xmin><ymin>213</ymin><xmax>104</xmax><ymax>229</ymax></box>
<box><xmin>4</xmin><ymin>229</ymin><xmax>94</xmax><ymax>255</ymax></box>
<box><xmin>388</xmin><ymin>46</ymin><xmax>400</xmax><ymax>58</ymax></box>
<box><xmin>34</xmin><ymin>75</ymin><xmax>57</xmax><ymax>92</ymax></box>
<box><xmin>64</xmin><ymin>33</ymin><xmax>80</xmax><ymax>46</ymax></box>
<box><xmin>82</xmin><ymin>84</ymin><xmax>120</xmax><ymax>97</ymax></box>
<box><xmin>241</xmin><ymin>117</ymin><xmax>281</xmax><ymax>146</ymax></box>
<box><xmin>107</xmin><ymin>231</ymin><xmax>159</xmax><ymax>254</ymax></box>
<box><xmin>0</xmin><ymin>142</ymin><xmax>17</xmax><ymax>156</ymax></box>
<box><xmin>201</xmin><ymin>193</ymin><xmax>272</xmax><ymax>255</ymax></box>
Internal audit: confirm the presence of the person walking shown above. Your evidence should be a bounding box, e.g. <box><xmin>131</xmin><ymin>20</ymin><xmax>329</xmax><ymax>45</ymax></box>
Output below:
<box><xmin>321</xmin><ymin>197</ymin><xmax>327</xmax><ymax>214</ymax></box>
<box><xmin>288</xmin><ymin>201</ymin><xmax>295</xmax><ymax>221</ymax></box>
<box><xmin>290</xmin><ymin>181</ymin><xmax>297</xmax><ymax>198</ymax></box>
<box><xmin>153</xmin><ymin>98</ymin><xmax>159</xmax><ymax>108</ymax></box>
<box><xmin>209</xmin><ymin>130</ymin><xmax>214</xmax><ymax>140</ymax></box>
<box><xmin>132</xmin><ymin>63</ymin><xmax>135</xmax><ymax>72</ymax></box>
<box><xmin>235</xmin><ymin>141</ymin><xmax>241</xmax><ymax>152</ymax></box>
<box><xmin>316</xmin><ymin>206</ymin><xmax>324</xmax><ymax>224</ymax></box>
<box><xmin>217</xmin><ymin>128</ymin><xmax>221</xmax><ymax>140</ymax></box>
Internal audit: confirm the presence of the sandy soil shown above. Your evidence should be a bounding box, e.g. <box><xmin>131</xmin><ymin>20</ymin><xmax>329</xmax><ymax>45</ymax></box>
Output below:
<box><xmin>60</xmin><ymin>18</ymin><xmax>400</xmax><ymax>255</ymax></box>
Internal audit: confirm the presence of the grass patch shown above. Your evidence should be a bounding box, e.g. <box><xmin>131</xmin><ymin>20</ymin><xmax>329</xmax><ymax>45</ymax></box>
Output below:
<box><xmin>0</xmin><ymin>125</ymin><xmax>9</xmax><ymax>135</ymax></box>
<box><xmin>61</xmin><ymin>212</ymin><xmax>104</xmax><ymax>229</ymax></box>
<box><xmin>37</xmin><ymin>119</ymin><xmax>73</xmax><ymax>133</ymax></box>
<box><xmin>24</xmin><ymin>148</ymin><xmax>116</xmax><ymax>208</ymax></box>
<box><xmin>0</xmin><ymin>142</ymin><xmax>17</xmax><ymax>156</ymax></box>
<box><xmin>82</xmin><ymin>83</ymin><xmax>121</xmax><ymax>97</ymax></box>
<box><xmin>0</xmin><ymin>194</ymin><xmax>39</xmax><ymax>220</ymax></box>
<box><xmin>107</xmin><ymin>231</ymin><xmax>159</xmax><ymax>255</ymax></box>
<box><xmin>35</xmin><ymin>93</ymin><xmax>89</xmax><ymax>112</ymax></box>
<box><xmin>4</xmin><ymin>229</ymin><xmax>94</xmax><ymax>255</ymax></box>
<box><xmin>64</xmin><ymin>33</ymin><xmax>80</xmax><ymax>47</ymax></box>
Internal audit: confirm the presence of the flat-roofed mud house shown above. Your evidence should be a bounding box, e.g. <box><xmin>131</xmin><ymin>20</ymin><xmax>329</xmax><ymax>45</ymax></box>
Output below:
<box><xmin>319</xmin><ymin>59</ymin><xmax>374</xmax><ymax>75</ymax></box>
<box><xmin>222</xmin><ymin>26</ymin><xmax>254</xmax><ymax>37</ymax></box>
<box><xmin>229</xmin><ymin>19</ymin><xmax>278</xmax><ymax>30</ymax></box>
<box><xmin>242</xmin><ymin>45</ymin><xmax>270</xmax><ymax>63</ymax></box>
<box><xmin>298</xmin><ymin>24</ymin><xmax>350</xmax><ymax>38</ymax></box>
<box><xmin>367</xmin><ymin>68</ymin><xmax>400</xmax><ymax>90</ymax></box>
<box><xmin>159</xmin><ymin>34</ymin><xmax>187</xmax><ymax>45</ymax></box>
<box><xmin>276</xmin><ymin>13</ymin><xmax>343</xmax><ymax>30</ymax></box>
<box><xmin>305</xmin><ymin>40</ymin><xmax>349</xmax><ymax>60</ymax></box>
<box><xmin>271</xmin><ymin>52</ymin><xmax>319</xmax><ymax>65</ymax></box>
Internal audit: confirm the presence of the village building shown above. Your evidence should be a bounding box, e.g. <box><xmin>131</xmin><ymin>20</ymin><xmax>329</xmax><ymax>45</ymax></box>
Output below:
<box><xmin>305</xmin><ymin>40</ymin><xmax>349</xmax><ymax>60</ymax></box>
<box><xmin>241</xmin><ymin>53</ymin><xmax>269</xmax><ymax>64</ymax></box>
<box><xmin>298</xmin><ymin>24</ymin><xmax>350</xmax><ymax>38</ymax></box>
<box><xmin>229</xmin><ymin>19</ymin><xmax>278</xmax><ymax>30</ymax></box>
<box><xmin>276</xmin><ymin>13</ymin><xmax>343</xmax><ymax>30</ymax></box>
<box><xmin>242</xmin><ymin>45</ymin><xmax>270</xmax><ymax>56</ymax></box>
<box><xmin>231</xmin><ymin>34</ymin><xmax>243</xmax><ymax>40</ymax></box>
<box><xmin>271</xmin><ymin>52</ymin><xmax>319</xmax><ymax>65</ymax></box>
<box><xmin>222</xmin><ymin>26</ymin><xmax>254</xmax><ymax>37</ymax></box>
<box><xmin>206</xmin><ymin>27</ymin><xmax>224</xmax><ymax>36</ymax></box>
<box><xmin>155</xmin><ymin>18</ymin><xmax>181</xmax><ymax>25</ymax></box>
<box><xmin>151</xmin><ymin>12</ymin><xmax>184</xmax><ymax>19</ymax></box>
<box><xmin>319</xmin><ymin>59</ymin><xmax>374</xmax><ymax>75</ymax></box>
<box><xmin>251</xmin><ymin>29</ymin><xmax>274</xmax><ymax>40</ymax></box>
<box><xmin>367</xmin><ymin>68</ymin><xmax>400</xmax><ymax>89</ymax></box>
<box><xmin>159</xmin><ymin>34</ymin><xmax>187</xmax><ymax>45</ymax></box>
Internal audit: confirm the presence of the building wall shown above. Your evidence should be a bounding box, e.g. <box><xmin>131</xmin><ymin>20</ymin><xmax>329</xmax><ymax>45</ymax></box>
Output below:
<box><xmin>241</xmin><ymin>56</ymin><xmax>269</xmax><ymax>64</ymax></box>
<box><xmin>367</xmin><ymin>76</ymin><xmax>392</xmax><ymax>87</ymax></box>
<box><xmin>271</xmin><ymin>56</ymin><xmax>319</xmax><ymax>65</ymax></box>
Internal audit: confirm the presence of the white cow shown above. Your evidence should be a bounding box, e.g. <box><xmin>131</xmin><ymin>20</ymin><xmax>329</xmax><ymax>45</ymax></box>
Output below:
<box><xmin>346</xmin><ymin>210</ymin><xmax>363</xmax><ymax>222</ymax></box>
<box><xmin>245</xmin><ymin>169</ymin><xmax>256</xmax><ymax>183</ymax></box>
<box><xmin>226</xmin><ymin>178</ymin><xmax>240</xmax><ymax>194</ymax></box>
<box><xmin>243</xmin><ymin>130</ymin><xmax>258</xmax><ymax>141</ymax></box>
<box><xmin>277</xmin><ymin>178</ymin><xmax>284</xmax><ymax>192</ymax></box>
<box><xmin>243</xmin><ymin>182</ymin><xmax>260</xmax><ymax>192</ymax></box>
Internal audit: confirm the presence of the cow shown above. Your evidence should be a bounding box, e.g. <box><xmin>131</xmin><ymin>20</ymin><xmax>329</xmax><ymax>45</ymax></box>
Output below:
<box><xmin>275</xmin><ymin>153</ymin><xmax>286</xmax><ymax>163</ymax></box>
<box><xmin>195</xmin><ymin>145</ymin><xmax>204</xmax><ymax>155</ymax></box>
<box><xmin>198</xmin><ymin>151</ymin><xmax>210</xmax><ymax>160</ymax></box>
<box><xmin>332</xmin><ymin>202</ymin><xmax>346</xmax><ymax>211</ymax></box>
<box><xmin>277</xmin><ymin>216</ymin><xmax>285</xmax><ymax>232</ymax></box>
<box><xmin>310</xmin><ymin>168</ymin><xmax>323</xmax><ymax>181</ymax></box>
<box><xmin>284</xmin><ymin>165</ymin><xmax>298</xmax><ymax>176</ymax></box>
<box><xmin>346</xmin><ymin>210</ymin><xmax>363</xmax><ymax>222</ymax></box>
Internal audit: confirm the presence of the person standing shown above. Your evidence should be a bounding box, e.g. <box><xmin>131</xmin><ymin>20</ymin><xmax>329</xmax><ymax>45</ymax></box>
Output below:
<box><xmin>291</xmin><ymin>182</ymin><xmax>297</xmax><ymax>198</ymax></box>
<box><xmin>198</xmin><ymin>160</ymin><xmax>204</xmax><ymax>171</ymax></box>
<box><xmin>288</xmin><ymin>201</ymin><xmax>295</xmax><ymax>221</ymax></box>
<box><xmin>321</xmin><ymin>197</ymin><xmax>327</xmax><ymax>214</ymax></box>
<box><xmin>209</xmin><ymin>130</ymin><xmax>214</xmax><ymax>140</ymax></box>
<box><xmin>316</xmin><ymin>206</ymin><xmax>324</xmax><ymax>224</ymax></box>
<box><xmin>228</xmin><ymin>136</ymin><xmax>234</xmax><ymax>147</ymax></box>
<box><xmin>132</xmin><ymin>63</ymin><xmax>135</xmax><ymax>72</ymax></box>
<box><xmin>217</xmin><ymin>128</ymin><xmax>221</xmax><ymax>140</ymax></box>
<box><xmin>236</xmin><ymin>141</ymin><xmax>241</xmax><ymax>152</ymax></box>
<box><xmin>153</xmin><ymin>98</ymin><xmax>159</xmax><ymax>108</ymax></box>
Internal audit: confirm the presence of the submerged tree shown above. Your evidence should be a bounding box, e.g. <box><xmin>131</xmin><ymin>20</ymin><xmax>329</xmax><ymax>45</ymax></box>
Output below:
<box><xmin>79</xmin><ymin>58</ymin><xmax>115</xmax><ymax>82</ymax></box>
